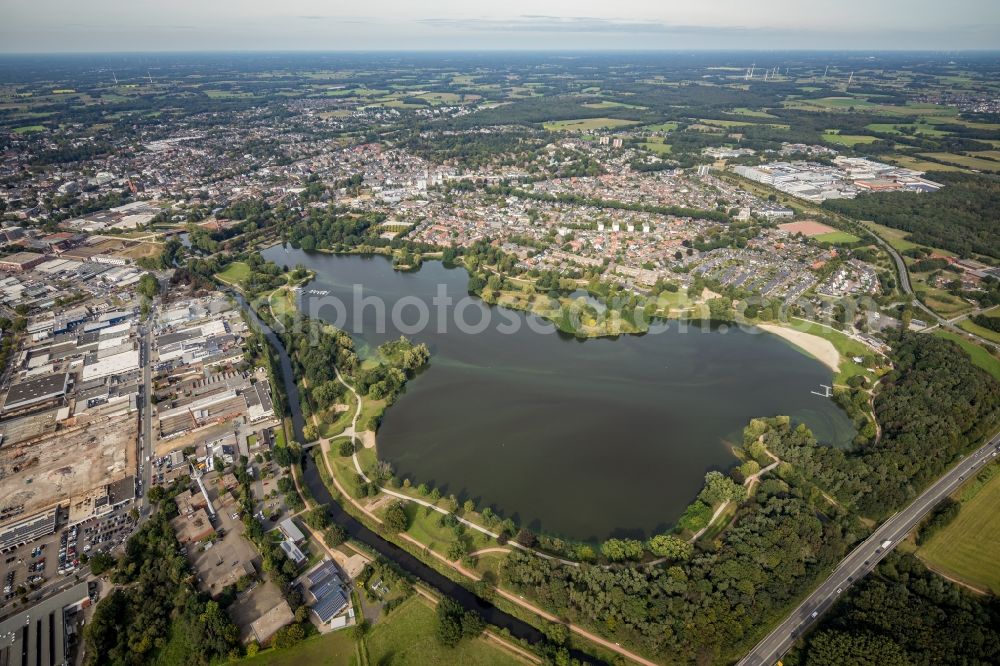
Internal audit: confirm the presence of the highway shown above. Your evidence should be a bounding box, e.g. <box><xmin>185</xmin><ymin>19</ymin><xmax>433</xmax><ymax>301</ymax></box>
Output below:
<box><xmin>739</xmin><ymin>432</ymin><xmax>1000</xmax><ymax>666</ymax></box>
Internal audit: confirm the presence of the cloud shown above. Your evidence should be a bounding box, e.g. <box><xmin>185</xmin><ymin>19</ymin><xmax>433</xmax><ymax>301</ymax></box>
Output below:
<box><xmin>417</xmin><ymin>14</ymin><xmax>1000</xmax><ymax>43</ymax></box>
<box><xmin>418</xmin><ymin>15</ymin><xmax>761</xmax><ymax>36</ymax></box>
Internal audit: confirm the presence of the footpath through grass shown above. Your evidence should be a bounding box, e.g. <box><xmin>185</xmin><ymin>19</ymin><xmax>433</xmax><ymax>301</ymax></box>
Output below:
<box><xmin>917</xmin><ymin>462</ymin><xmax>1000</xmax><ymax>594</ymax></box>
<box><xmin>364</xmin><ymin>595</ymin><xmax>528</xmax><ymax>666</ymax></box>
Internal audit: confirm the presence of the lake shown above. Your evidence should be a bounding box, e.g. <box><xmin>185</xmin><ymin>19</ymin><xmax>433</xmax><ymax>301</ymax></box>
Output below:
<box><xmin>262</xmin><ymin>246</ymin><xmax>855</xmax><ymax>541</ymax></box>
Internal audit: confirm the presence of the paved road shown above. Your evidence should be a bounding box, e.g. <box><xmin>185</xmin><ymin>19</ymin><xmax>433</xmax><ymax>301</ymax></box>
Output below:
<box><xmin>739</xmin><ymin>432</ymin><xmax>1000</xmax><ymax>666</ymax></box>
<box><xmin>138</xmin><ymin>322</ymin><xmax>153</xmax><ymax>515</ymax></box>
<box><xmin>865</xmin><ymin>222</ymin><xmax>997</xmax><ymax>348</ymax></box>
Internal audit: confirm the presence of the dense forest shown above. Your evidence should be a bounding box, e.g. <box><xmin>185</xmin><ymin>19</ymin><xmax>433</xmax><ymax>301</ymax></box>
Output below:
<box><xmin>755</xmin><ymin>332</ymin><xmax>1000</xmax><ymax>519</ymax></box>
<box><xmin>502</xmin><ymin>478</ymin><xmax>859</xmax><ymax>663</ymax></box>
<box><xmin>787</xmin><ymin>553</ymin><xmax>1000</xmax><ymax>666</ymax></box>
<box><xmin>822</xmin><ymin>172</ymin><xmax>1000</xmax><ymax>258</ymax></box>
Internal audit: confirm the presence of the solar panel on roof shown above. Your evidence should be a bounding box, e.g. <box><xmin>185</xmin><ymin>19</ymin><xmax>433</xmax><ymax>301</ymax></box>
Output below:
<box><xmin>312</xmin><ymin>590</ymin><xmax>348</xmax><ymax>622</ymax></box>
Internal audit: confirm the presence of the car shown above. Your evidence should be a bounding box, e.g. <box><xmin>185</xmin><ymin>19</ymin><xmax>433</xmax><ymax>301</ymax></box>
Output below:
<box><xmin>836</xmin><ymin>587</ymin><xmax>842</xmax><ymax>594</ymax></box>
<box><xmin>811</xmin><ymin>611</ymin><xmax>818</xmax><ymax>618</ymax></box>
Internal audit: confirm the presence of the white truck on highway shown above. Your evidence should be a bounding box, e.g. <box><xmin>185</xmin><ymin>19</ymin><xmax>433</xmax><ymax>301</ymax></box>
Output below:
<box><xmin>880</xmin><ymin>540</ymin><xmax>892</xmax><ymax>549</ymax></box>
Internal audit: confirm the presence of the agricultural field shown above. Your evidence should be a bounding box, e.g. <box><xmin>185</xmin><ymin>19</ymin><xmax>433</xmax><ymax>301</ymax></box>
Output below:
<box><xmin>364</xmin><ymin>596</ymin><xmax>527</xmax><ymax>666</ymax></box>
<box><xmin>543</xmin><ymin>117</ymin><xmax>639</xmax><ymax>132</ymax></box>
<box><xmin>886</xmin><ymin>154</ymin><xmax>965</xmax><ymax>172</ymax></box>
<box><xmin>725</xmin><ymin>107</ymin><xmax>777</xmax><ymax>118</ymax></box>
<box><xmin>643</xmin><ymin>122</ymin><xmax>679</xmax><ymax>132</ymax></box>
<box><xmin>917</xmin><ymin>463</ymin><xmax>1000</xmax><ymax>595</ymax></box>
<box><xmin>919</xmin><ymin>153</ymin><xmax>1000</xmax><ymax>171</ymax></box>
<box><xmin>581</xmin><ymin>100</ymin><xmax>646</xmax><ymax>110</ymax></box>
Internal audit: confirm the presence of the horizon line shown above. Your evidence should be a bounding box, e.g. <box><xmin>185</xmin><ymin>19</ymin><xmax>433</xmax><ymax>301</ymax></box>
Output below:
<box><xmin>2</xmin><ymin>47</ymin><xmax>1000</xmax><ymax>57</ymax></box>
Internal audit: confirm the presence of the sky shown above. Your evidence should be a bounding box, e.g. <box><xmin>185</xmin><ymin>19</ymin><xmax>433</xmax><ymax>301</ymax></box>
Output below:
<box><xmin>2</xmin><ymin>0</ymin><xmax>999</xmax><ymax>53</ymax></box>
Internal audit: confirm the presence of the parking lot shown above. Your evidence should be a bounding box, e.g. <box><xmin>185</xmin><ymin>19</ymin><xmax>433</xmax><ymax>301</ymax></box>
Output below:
<box><xmin>0</xmin><ymin>506</ymin><xmax>135</xmax><ymax>614</ymax></box>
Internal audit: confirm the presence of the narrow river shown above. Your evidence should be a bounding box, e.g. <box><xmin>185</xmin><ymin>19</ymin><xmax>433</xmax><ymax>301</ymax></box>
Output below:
<box><xmin>233</xmin><ymin>293</ymin><xmax>600</xmax><ymax>663</ymax></box>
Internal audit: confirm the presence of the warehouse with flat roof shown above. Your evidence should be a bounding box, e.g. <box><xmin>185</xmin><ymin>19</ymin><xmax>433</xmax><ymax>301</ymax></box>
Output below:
<box><xmin>1</xmin><ymin>372</ymin><xmax>70</xmax><ymax>413</ymax></box>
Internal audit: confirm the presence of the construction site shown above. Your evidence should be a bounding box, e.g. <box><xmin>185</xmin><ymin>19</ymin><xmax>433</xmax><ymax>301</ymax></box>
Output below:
<box><xmin>0</xmin><ymin>413</ymin><xmax>136</xmax><ymax>522</ymax></box>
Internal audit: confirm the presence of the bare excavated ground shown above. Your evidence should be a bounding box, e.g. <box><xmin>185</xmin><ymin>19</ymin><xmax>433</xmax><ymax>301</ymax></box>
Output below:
<box><xmin>0</xmin><ymin>414</ymin><xmax>135</xmax><ymax>518</ymax></box>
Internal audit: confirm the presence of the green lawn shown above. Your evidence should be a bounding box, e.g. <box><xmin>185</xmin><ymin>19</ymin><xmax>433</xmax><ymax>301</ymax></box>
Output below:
<box><xmin>364</xmin><ymin>596</ymin><xmax>526</xmax><ymax>666</ymax></box>
<box><xmin>393</xmin><ymin>502</ymin><xmax>494</xmax><ymax>559</ymax></box>
<box><xmin>235</xmin><ymin>629</ymin><xmax>357</xmax><ymax>665</ymax></box>
<box><xmin>13</xmin><ymin>124</ymin><xmax>46</xmax><ymax>134</ymax></box>
<box><xmin>958</xmin><ymin>318</ymin><xmax>1000</xmax><ymax>345</ymax></box>
<box><xmin>644</xmin><ymin>138</ymin><xmax>672</xmax><ymax>154</ymax></box>
<box><xmin>813</xmin><ymin>230</ymin><xmax>861</xmax><ymax>244</ymax></box>
<box><xmin>918</xmin><ymin>463</ymin><xmax>1000</xmax><ymax>594</ymax></box>
<box><xmin>216</xmin><ymin>261</ymin><xmax>252</xmax><ymax>287</ymax></box>
<box><xmin>543</xmin><ymin>117</ymin><xmax>638</xmax><ymax>132</ymax></box>
<box><xmin>934</xmin><ymin>331</ymin><xmax>1000</xmax><ymax>381</ymax></box>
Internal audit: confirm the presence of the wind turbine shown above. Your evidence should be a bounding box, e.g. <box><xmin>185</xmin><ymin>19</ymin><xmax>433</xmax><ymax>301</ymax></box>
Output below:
<box><xmin>846</xmin><ymin>71</ymin><xmax>854</xmax><ymax>90</ymax></box>
<box><xmin>147</xmin><ymin>70</ymin><xmax>153</xmax><ymax>85</ymax></box>
<box><xmin>112</xmin><ymin>71</ymin><xmax>119</xmax><ymax>85</ymax></box>
<box><xmin>823</xmin><ymin>64</ymin><xmax>829</xmax><ymax>78</ymax></box>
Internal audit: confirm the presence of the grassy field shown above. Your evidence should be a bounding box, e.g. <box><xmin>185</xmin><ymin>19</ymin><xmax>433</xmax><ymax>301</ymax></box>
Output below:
<box><xmin>581</xmin><ymin>100</ymin><xmax>646</xmax><ymax>110</ymax></box>
<box><xmin>543</xmin><ymin>117</ymin><xmax>638</xmax><ymax>132</ymax></box>
<box><xmin>364</xmin><ymin>596</ymin><xmax>527</xmax><ymax>666</ymax></box>
<box><xmin>726</xmin><ymin>107</ymin><xmax>777</xmax><ymax>118</ymax></box>
<box><xmin>934</xmin><ymin>331</ymin><xmax>1000</xmax><ymax>381</ymax></box>
<box><xmin>918</xmin><ymin>463</ymin><xmax>1000</xmax><ymax>594</ymax></box>
<box><xmin>644</xmin><ymin>138</ymin><xmax>672</xmax><ymax>154</ymax></box>
<box><xmin>919</xmin><ymin>152</ymin><xmax>1000</xmax><ymax>171</ymax></box>
<box><xmin>887</xmin><ymin>154</ymin><xmax>965</xmax><ymax>173</ymax></box>
<box><xmin>958</xmin><ymin>318</ymin><xmax>1000</xmax><ymax>345</ymax></box>
<box><xmin>13</xmin><ymin>124</ymin><xmax>45</xmax><ymax>134</ymax></box>
<box><xmin>813</xmin><ymin>230</ymin><xmax>861</xmax><ymax>244</ymax></box>
<box><xmin>235</xmin><ymin>630</ymin><xmax>357</xmax><ymax>665</ymax></box>
<box><xmin>396</xmin><ymin>501</ymin><xmax>494</xmax><ymax>558</ymax></box>
<box><xmin>644</xmin><ymin>122</ymin><xmax>679</xmax><ymax>132</ymax></box>
<box><xmin>822</xmin><ymin>130</ymin><xmax>878</xmax><ymax>146</ymax></box>
<box><xmin>216</xmin><ymin>261</ymin><xmax>252</xmax><ymax>287</ymax></box>
<box><xmin>862</xmin><ymin>220</ymin><xmax>957</xmax><ymax>257</ymax></box>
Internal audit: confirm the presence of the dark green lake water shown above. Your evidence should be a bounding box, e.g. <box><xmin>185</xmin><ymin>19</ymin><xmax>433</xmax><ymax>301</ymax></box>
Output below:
<box><xmin>263</xmin><ymin>247</ymin><xmax>855</xmax><ymax>541</ymax></box>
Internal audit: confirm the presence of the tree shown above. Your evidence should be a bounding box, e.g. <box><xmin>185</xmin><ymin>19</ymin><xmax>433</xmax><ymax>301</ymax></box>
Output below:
<box><xmin>384</xmin><ymin>502</ymin><xmax>409</xmax><ymax>532</ymax></box>
<box><xmin>447</xmin><ymin>540</ymin><xmax>469</xmax><ymax>561</ymax></box>
<box><xmin>338</xmin><ymin>439</ymin><xmax>355</xmax><ymax>456</ymax></box>
<box><xmin>88</xmin><ymin>552</ymin><xmax>116</xmax><ymax>576</ymax></box>
<box><xmin>435</xmin><ymin>598</ymin><xmax>465</xmax><ymax>647</ymax></box>
<box><xmin>515</xmin><ymin>528</ymin><xmax>537</xmax><ymax>548</ymax></box>
<box><xmin>272</xmin><ymin>623</ymin><xmax>305</xmax><ymax>649</ymax></box>
<box><xmin>303</xmin><ymin>507</ymin><xmax>329</xmax><ymax>531</ymax></box>
<box><xmin>324</xmin><ymin>524</ymin><xmax>347</xmax><ymax>547</ymax></box>
<box><xmin>137</xmin><ymin>273</ymin><xmax>160</xmax><ymax>300</ymax></box>
<box><xmin>647</xmin><ymin>534</ymin><xmax>693</xmax><ymax>561</ymax></box>
<box><xmin>302</xmin><ymin>424</ymin><xmax>318</xmax><ymax>442</ymax></box>
<box><xmin>600</xmin><ymin>538</ymin><xmax>644</xmax><ymax>561</ymax></box>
